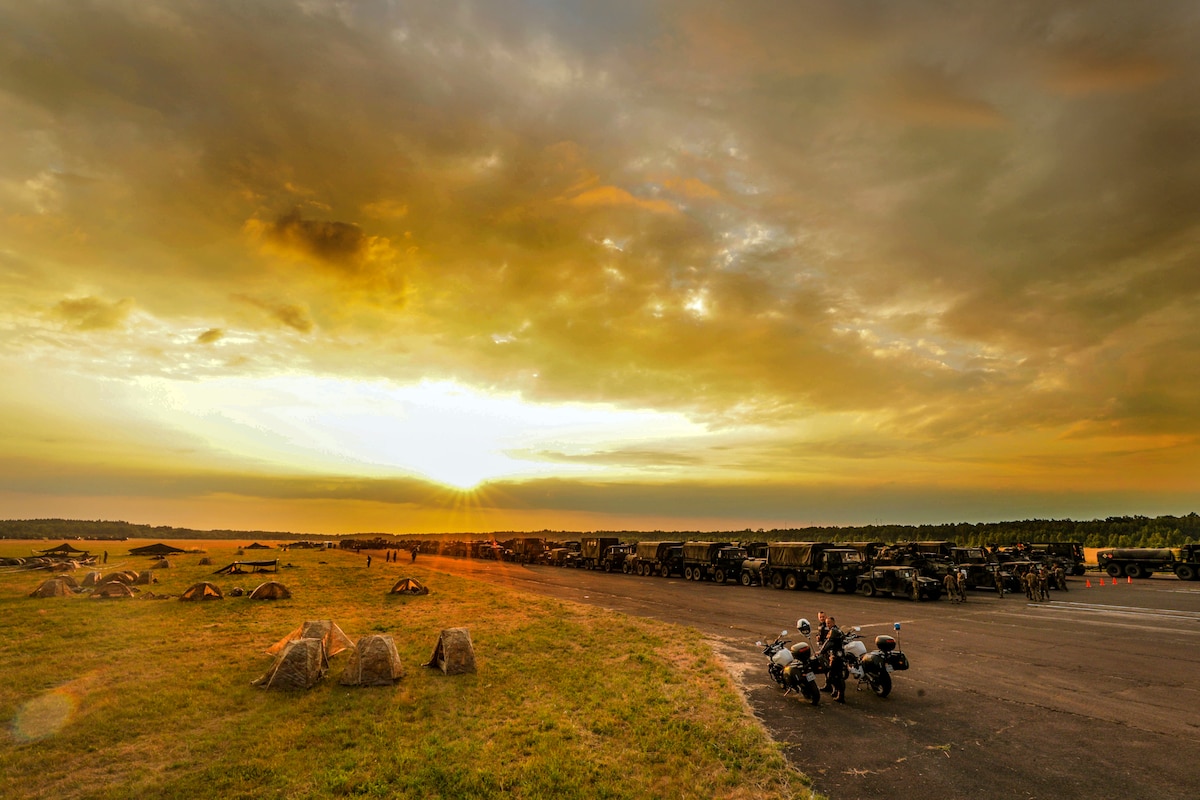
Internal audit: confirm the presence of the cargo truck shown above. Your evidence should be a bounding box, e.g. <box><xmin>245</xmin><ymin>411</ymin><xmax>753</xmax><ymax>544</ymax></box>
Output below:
<box><xmin>762</xmin><ymin>542</ymin><xmax>865</xmax><ymax>593</ymax></box>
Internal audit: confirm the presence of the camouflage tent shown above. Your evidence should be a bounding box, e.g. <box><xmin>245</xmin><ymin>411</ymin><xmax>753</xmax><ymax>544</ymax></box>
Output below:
<box><xmin>92</xmin><ymin>582</ymin><xmax>136</xmax><ymax>599</ymax></box>
<box><xmin>81</xmin><ymin>571</ymin><xmax>103</xmax><ymax>588</ymax></box>
<box><xmin>180</xmin><ymin>582</ymin><xmax>224</xmax><ymax>601</ymax></box>
<box><xmin>340</xmin><ymin>635</ymin><xmax>405</xmax><ymax>686</ymax></box>
<box><xmin>389</xmin><ymin>576</ymin><xmax>430</xmax><ymax>595</ymax></box>
<box><xmin>252</xmin><ymin>638</ymin><xmax>327</xmax><ymax>690</ymax></box>
<box><xmin>29</xmin><ymin>578</ymin><xmax>72</xmax><ymax>598</ymax></box>
<box><xmin>100</xmin><ymin>571</ymin><xmax>138</xmax><ymax>585</ymax></box>
<box><xmin>267</xmin><ymin>620</ymin><xmax>352</xmax><ymax>657</ymax></box>
<box><xmin>424</xmin><ymin>627</ymin><xmax>476</xmax><ymax>675</ymax></box>
<box><xmin>248</xmin><ymin>581</ymin><xmax>291</xmax><ymax>600</ymax></box>
<box><xmin>132</xmin><ymin>570</ymin><xmax>157</xmax><ymax>585</ymax></box>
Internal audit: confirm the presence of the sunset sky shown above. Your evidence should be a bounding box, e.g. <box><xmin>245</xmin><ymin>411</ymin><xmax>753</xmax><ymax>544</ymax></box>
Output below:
<box><xmin>2</xmin><ymin>1</ymin><xmax>1198</xmax><ymax>535</ymax></box>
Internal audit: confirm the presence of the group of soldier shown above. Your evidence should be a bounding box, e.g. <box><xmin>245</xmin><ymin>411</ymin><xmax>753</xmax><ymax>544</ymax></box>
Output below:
<box><xmin>941</xmin><ymin>563</ymin><xmax>1069</xmax><ymax>602</ymax></box>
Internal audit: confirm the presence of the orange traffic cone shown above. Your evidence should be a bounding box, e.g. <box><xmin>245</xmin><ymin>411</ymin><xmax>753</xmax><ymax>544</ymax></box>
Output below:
<box><xmin>1127</xmin><ymin>575</ymin><xmax>1133</xmax><ymax>584</ymax></box>
<box><xmin>1085</xmin><ymin>578</ymin><xmax>1092</xmax><ymax>588</ymax></box>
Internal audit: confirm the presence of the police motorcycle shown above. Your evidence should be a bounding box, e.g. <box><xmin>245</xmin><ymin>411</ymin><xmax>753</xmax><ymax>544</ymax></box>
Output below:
<box><xmin>756</xmin><ymin>620</ymin><xmax>822</xmax><ymax>705</ymax></box>
<box><xmin>840</xmin><ymin>622</ymin><xmax>909</xmax><ymax>698</ymax></box>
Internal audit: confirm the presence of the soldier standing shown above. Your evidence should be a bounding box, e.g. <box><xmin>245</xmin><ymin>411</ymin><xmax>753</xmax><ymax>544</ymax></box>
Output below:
<box><xmin>994</xmin><ymin>568</ymin><xmax>1005</xmax><ymax>598</ymax></box>
<box><xmin>944</xmin><ymin>572</ymin><xmax>959</xmax><ymax>603</ymax></box>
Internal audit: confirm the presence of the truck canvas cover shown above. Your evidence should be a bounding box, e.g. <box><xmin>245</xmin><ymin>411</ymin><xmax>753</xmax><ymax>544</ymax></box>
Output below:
<box><xmin>767</xmin><ymin>542</ymin><xmax>829</xmax><ymax>567</ymax></box>
<box><xmin>636</xmin><ymin>541</ymin><xmax>682</xmax><ymax>560</ymax></box>
<box><xmin>682</xmin><ymin>542</ymin><xmax>724</xmax><ymax>561</ymax></box>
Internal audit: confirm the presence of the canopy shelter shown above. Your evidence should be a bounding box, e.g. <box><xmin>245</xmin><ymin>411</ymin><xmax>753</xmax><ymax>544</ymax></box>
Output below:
<box><xmin>340</xmin><ymin>635</ymin><xmax>405</xmax><ymax>686</ymax></box>
<box><xmin>424</xmin><ymin>627</ymin><xmax>476</xmax><ymax>675</ymax></box>
<box><xmin>252</xmin><ymin>638</ymin><xmax>327</xmax><ymax>690</ymax></box>
<box><xmin>180</xmin><ymin>582</ymin><xmax>224</xmax><ymax>601</ymax></box>
<box><xmin>248</xmin><ymin>581</ymin><xmax>291</xmax><ymax>600</ymax></box>
<box><xmin>29</xmin><ymin>578</ymin><xmax>73</xmax><ymax>598</ymax></box>
<box><xmin>212</xmin><ymin>560</ymin><xmax>278</xmax><ymax>575</ymax></box>
<box><xmin>129</xmin><ymin>543</ymin><xmax>187</xmax><ymax>557</ymax></box>
<box><xmin>267</xmin><ymin>620</ymin><xmax>352</xmax><ymax>657</ymax></box>
<box><xmin>389</xmin><ymin>577</ymin><xmax>430</xmax><ymax>595</ymax></box>
<box><xmin>38</xmin><ymin>543</ymin><xmax>91</xmax><ymax>556</ymax></box>
<box><xmin>245</xmin><ymin>542</ymin><xmax>273</xmax><ymax>549</ymax></box>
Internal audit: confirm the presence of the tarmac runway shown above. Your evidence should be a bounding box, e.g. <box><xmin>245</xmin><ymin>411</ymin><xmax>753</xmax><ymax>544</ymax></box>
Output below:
<box><xmin>422</xmin><ymin>555</ymin><xmax>1200</xmax><ymax>800</ymax></box>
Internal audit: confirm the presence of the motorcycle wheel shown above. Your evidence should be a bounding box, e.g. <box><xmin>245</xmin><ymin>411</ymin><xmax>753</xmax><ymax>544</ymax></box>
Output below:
<box><xmin>871</xmin><ymin>670</ymin><xmax>892</xmax><ymax>698</ymax></box>
<box><xmin>806</xmin><ymin>681</ymin><xmax>821</xmax><ymax>705</ymax></box>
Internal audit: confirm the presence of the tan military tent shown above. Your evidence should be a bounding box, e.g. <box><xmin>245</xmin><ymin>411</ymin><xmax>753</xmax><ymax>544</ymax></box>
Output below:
<box><xmin>29</xmin><ymin>578</ymin><xmax>72</xmax><ymax>598</ymax></box>
<box><xmin>132</xmin><ymin>570</ymin><xmax>157</xmax><ymax>585</ymax></box>
<box><xmin>389</xmin><ymin>576</ymin><xmax>429</xmax><ymax>595</ymax></box>
<box><xmin>424</xmin><ymin>627</ymin><xmax>476</xmax><ymax>675</ymax></box>
<box><xmin>198</xmin><ymin>557</ymin><xmax>213</xmax><ymax>566</ymax></box>
<box><xmin>266</xmin><ymin>620</ymin><xmax>352</xmax><ymax>656</ymax></box>
<box><xmin>81</xmin><ymin>571</ymin><xmax>103</xmax><ymax>588</ymax></box>
<box><xmin>340</xmin><ymin>635</ymin><xmax>405</xmax><ymax>686</ymax></box>
<box><xmin>180</xmin><ymin>582</ymin><xmax>224</xmax><ymax>601</ymax></box>
<box><xmin>100</xmin><ymin>571</ymin><xmax>138</xmax><ymax>585</ymax></box>
<box><xmin>92</xmin><ymin>582</ymin><xmax>136</xmax><ymax>599</ymax></box>
<box><xmin>248</xmin><ymin>581</ymin><xmax>291</xmax><ymax>600</ymax></box>
<box><xmin>252</xmin><ymin>638</ymin><xmax>327</xmax><ymax>690</ymax></box>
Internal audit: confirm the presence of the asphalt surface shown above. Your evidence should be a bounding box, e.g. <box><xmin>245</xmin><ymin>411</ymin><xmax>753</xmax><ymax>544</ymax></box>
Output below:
<box><xmin>419</xmin><ymin>555</ymin><xmax>1200</xmax><ymax>800</ymax></box>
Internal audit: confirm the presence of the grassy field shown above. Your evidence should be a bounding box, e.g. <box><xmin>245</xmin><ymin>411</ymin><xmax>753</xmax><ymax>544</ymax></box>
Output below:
<box><xmin>0</xmin><ymin>540</ymin><xmax>814</xmax><ymax>800</ymax></box>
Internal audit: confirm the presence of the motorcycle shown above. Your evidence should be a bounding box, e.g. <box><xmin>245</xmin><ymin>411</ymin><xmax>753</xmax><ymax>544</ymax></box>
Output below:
<box><xmin>840</xmin><ymin>622</ymin><xmax>909</xmax><ymax>698</ymax></box>
<box><xmin>756</xmin><ymin>620</ymin><xmax>821</xmax><ymax>705</ymax></box>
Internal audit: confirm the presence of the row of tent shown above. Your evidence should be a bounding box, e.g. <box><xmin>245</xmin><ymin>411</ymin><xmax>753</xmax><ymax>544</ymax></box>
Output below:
<box><xmin>252</xmin><ymin>620</ymin><xmax>474</xmax><ymax>690</ymax></box>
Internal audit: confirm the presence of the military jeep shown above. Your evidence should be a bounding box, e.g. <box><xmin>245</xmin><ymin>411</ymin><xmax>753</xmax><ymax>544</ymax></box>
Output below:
<box><xmin>858</xmin><ymin>566</ymin><xmax>943</xmax><ymax>601</ymax></box>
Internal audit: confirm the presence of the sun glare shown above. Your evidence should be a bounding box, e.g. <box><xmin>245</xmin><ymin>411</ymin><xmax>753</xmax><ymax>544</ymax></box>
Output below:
<box><xmin>136</xmin><ymin>376</ymin><xmax>705</xmax><ymax>489</ymax></box>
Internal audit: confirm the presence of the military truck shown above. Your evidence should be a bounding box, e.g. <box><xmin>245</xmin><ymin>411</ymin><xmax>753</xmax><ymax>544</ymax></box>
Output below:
<box><xmin>762</xmin><ymin>542</ymin><xmax>865</xmax><ymax>593</ymax></box>
<box><xmin>858</xmin><ymin>566</ymin><xmax>943</xmax><ymax>601</ymax></box>
<box><xmin>578</xmin><ymin>536</ymin><xmax>621</xmax><ymax>570</ymax></box>
<box><xmin>631</xmin><ymin>541</ymin><xmax>684</xmax><ymax>577</ymax></box>
<box><xmin>1027</xmin><ymin>542</ymin><xmax>1086</xmax><ymax>575</ymax></box>
<box><xmin>681</xmin><ymin>541</ymin><xmax>747</xmax><ymax>583</ymax></box>
<box><xmin>1095</xmin><ymin>546</ymin><xmax>1200</xmax><ymax>580</ymax></box>
<box><xmin>602</xmin><ymin>543</ymin><xmax>634</xmax><ymax>573</ymax></box>
<box><xmin>1176</xmin><ymin>544</ymin><xmax>1200</xmax><ymax>581</ymax></box>
<box><xmin>949</xmin><ymin>546</ymin><xmax>1008</xmax><ymax>590</ymax></box>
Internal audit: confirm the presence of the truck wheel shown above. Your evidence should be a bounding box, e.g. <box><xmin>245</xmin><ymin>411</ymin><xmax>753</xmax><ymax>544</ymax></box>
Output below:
<box><xmin>714</xmin><ymin>568</ymin><xmax>725</xmax><ymax>584</ymax></box>
<box><xmin>785</xmin><ymin>573</ymin><xmax>800</xmax><ymax>591</ymax></box>
<box><xmin>860</xmin><ymin>581</ymin><xmax>876</xmax><ymax>598</ymax></box>
<box><xmin>684</xmin><ymin>566</ymin><xmax>694</xmax><ymax>580</ymax></box>
<box><xmin>771</xmin><ymin>572</ymin><xmax>785</xmax><ymax>590</ymax></box>
<box><xmin>820</xmin><ymin>575</ymin><xmax>836</xmax><ymax>594</ymax></box>
<box><xmin>660</xmin><ymin>564</ymin><xmax>670</xmax><ymax>577</ymax></box>
<box><xmin>740</xmin><ymin>571</ymin><xmax>753</xmax><ymax>586</ymax></box>
<box><xmin>1125</xmin><ymin>564</ymin><xmax>1143</xmax><ymax>579</ymax></box>
<box><xmin>1176</xmin><ymin>564</ymin><xmax>1196</xmax><ymax>581</ymax></box>
<box><xmin>1105</xmin><ymin>563</ymin><xmax>1122</xmax><ymax>578</ymax></box>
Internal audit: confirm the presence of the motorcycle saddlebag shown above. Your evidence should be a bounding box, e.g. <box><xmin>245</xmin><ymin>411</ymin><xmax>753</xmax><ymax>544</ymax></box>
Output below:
<box><xmin>874</xmin><ymin>635</ymin><xmax>897</xmax><ymax>652</ymax></box>
<box><xmin>891</xmin><ymin>651</ymin><xmax>910</xmax><ymax>671</ymax></box>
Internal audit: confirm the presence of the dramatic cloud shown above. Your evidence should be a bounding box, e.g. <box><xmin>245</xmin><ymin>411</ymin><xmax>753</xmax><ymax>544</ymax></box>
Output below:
<box><xmin>0</xmin><ymin>0</ymin><xmax>1197</xmax><ymax>533</ymax></box>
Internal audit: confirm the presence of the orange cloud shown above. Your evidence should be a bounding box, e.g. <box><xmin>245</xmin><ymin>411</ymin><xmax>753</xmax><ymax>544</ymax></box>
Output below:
<box><xmin>52</xmin><ymin>296</ymin><xmax>134</xmax><ymax>330</ymax></box>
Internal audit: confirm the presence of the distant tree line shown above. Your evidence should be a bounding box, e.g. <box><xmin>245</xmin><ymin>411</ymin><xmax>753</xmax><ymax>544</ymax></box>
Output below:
<box><xmin>3</xmin><ymin>513</ymin><xmax>1197</xmax><ymax>549</ymax></box>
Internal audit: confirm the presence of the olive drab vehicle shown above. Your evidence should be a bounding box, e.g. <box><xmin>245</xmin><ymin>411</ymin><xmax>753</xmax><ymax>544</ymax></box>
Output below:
<box><xmin>1095</xmin><ymin>546</ymin><xmax>1200</xmax><ymax>580</ymax></box>
<box><xmin>631</xmin><ymin>541</ymin><xmax>684</xmax><ymax>577</ymax></box>
<box><xmin>858</xmin><ymin>566</ymin><xmax>942</xmax><ymax>600</ymax></box>
<box><xmin>681</xmin><ymin>541</ymin><xmax>748</xmax><ymax>583</ymax></box>
<box><xmin>763</xmin><ymin>542</ymin><xmax>865</xmax><ymax>593</ymax></box>
<box><xmin>578</xmin><ymin>536</ymin><xmax>621</xmax><ymax>570</ymax></box>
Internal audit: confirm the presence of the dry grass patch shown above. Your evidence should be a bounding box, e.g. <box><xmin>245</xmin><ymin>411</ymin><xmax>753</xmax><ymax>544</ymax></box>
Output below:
<box><xmin>1</xmin><ymin>540</ymin><xmax>812</xmax><ymax>799</ymax></box>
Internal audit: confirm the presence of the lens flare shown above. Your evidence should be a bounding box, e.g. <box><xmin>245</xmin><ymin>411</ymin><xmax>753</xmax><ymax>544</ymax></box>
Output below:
<box><xmin>11</xmin><ymin>688</ymin><xmax>80</xmax><ymax>742</ymax></box>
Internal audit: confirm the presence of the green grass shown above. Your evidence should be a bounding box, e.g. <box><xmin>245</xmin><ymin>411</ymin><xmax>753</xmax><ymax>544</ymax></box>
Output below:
<box><xmin>0</xmin><ymin>541</ymin><xmax>813</xmax><ymax>799</ymax></box>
